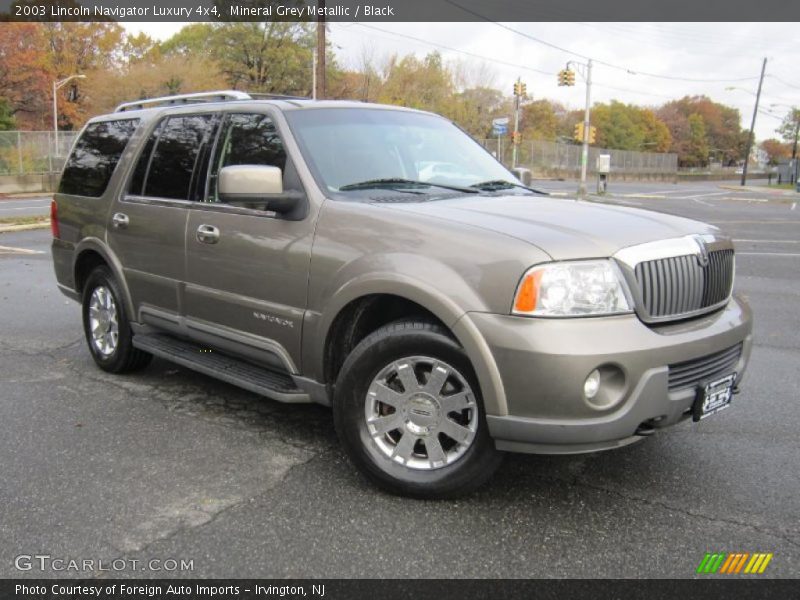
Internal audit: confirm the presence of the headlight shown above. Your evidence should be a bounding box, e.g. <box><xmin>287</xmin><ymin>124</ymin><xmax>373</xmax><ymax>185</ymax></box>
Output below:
<box><xmin>512</xmin><ymin>260</ymin><xmax>633</xmax><ymax>317</ymax></box>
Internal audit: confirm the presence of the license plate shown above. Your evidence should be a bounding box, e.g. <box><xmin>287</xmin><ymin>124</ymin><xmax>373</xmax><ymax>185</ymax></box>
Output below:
<box><xmin>693</xmin><ymin>373</ymin><xmax>736</xmax><ymax>422</ymax></box>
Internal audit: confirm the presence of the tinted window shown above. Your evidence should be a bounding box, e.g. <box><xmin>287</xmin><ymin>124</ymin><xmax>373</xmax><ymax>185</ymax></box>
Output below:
<box><xmin>59</xmin><ymin>119</ymin><xmax>139</xmax><ymax>197</ymax></box>
<box><xmin>144</xmin><ymin>114</ymin><xmax>218</xmax><ymax>200</ymax></box>
<box><xmin>208</xmin><ymin>113</ymin><xmax>287</xmax><ymax>202</ymax></box>
<box><xmin>128</xmin><ymin>120</ymin><xmax>163</xmax><ymax>196</ymax></box>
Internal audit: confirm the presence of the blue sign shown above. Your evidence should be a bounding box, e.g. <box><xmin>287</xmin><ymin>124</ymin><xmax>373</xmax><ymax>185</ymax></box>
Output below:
<box><xmin>493</xmin><ymin>124</ymin><xmax>508</xmax><ymax>136</ymax></box>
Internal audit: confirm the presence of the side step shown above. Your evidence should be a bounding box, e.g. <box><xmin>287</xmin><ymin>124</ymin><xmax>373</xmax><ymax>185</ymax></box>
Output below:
<box><xmin>132</xmin><ymin>333</ymin><xmax>310</xmax><ymax>403</ymax></box>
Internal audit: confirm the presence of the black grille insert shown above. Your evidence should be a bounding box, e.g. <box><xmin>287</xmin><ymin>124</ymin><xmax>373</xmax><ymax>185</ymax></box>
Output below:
<box><xmin>668</xmin><ymin>342</ymin><xmax>743</xmax><ymax>392</ymax></box>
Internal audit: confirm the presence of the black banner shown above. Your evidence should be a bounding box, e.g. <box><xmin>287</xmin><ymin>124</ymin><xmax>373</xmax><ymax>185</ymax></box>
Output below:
<box><xmin>2</xmin><ymin>0</ymin><xmax>800</xmax><ymax>22</ymax></box>
<box><xmin>3</xmin><ymin>579</ymin><xmax>800</xmax><ymax>600</ymax></box>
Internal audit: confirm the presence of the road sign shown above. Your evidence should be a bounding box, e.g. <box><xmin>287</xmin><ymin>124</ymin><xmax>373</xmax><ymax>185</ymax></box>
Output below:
<box><xmin>492</xmin><ymin>117</ymin><xmax>510</xmax><ymax>126</ymax></box>
<box><xmin>492</xmin><ymin>124</ymin><xmax>508</xmax><ymax>136</ymax></box>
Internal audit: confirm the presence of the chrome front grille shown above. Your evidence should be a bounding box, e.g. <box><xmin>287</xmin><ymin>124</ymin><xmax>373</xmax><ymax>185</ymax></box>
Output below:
<box><xmin>633</xmin><ymin>249</ymin><xmax>734</xmax><ymax>320</ymax></box>
<box><xmin>668</xmin><ymin>342</ymin><xmax>743</xmax><ymax>392</ymax></box>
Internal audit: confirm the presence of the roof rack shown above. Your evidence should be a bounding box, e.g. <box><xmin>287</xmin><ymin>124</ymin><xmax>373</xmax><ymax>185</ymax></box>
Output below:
<box><xmin>114</xmin><ymin>90</ymin><xmax>253</xmax><ymax>113</ymax></box>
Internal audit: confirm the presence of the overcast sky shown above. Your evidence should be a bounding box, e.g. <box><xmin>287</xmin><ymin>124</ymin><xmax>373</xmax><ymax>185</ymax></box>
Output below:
<box><xmin>123</xmin><ymin>22</ymin><xmax>800</xmax><ymax>141</ymax></box>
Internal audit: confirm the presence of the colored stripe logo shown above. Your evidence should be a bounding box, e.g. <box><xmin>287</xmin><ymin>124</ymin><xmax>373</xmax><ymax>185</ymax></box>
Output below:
<box><xmin>697</xmin><ymin>552</ymin><xmax>773</xmax><ymax>574</ymax></box>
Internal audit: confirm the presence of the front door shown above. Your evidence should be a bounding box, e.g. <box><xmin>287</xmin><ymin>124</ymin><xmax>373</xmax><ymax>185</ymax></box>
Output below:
<box><xmin>183</xmin><ymin>111</ymin><xmax>314</xmax><ymax>373</ymax></box>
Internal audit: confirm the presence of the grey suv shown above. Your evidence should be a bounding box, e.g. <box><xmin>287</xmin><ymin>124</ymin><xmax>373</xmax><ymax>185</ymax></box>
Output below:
<box><xmin>51</xmin><ymin>91</ymin><xmax>752</xmax><ymax>497</ymax></box>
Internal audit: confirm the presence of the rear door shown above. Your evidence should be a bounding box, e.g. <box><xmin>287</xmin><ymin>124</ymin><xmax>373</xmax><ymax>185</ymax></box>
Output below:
<box><xmin>183</xmin><ymin>111</ymin><xmax>313</xmax><ymax>373</ymax></box>
<box><xmin>108</xmin><ymin>112</ymin><xmax>220</xmax><ymax>329</ymax></box>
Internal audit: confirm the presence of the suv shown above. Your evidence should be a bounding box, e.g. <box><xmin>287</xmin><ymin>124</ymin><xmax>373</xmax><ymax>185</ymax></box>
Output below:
<box><xmin>52</xmin><ymin>91</ymin><xmax>752</xmax><ymax>497</ymax></box>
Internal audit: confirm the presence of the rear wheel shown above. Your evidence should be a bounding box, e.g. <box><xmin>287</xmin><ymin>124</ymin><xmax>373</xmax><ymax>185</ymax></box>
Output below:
<box><xmin>333</xmin><ymin>320</ymin><xmax>503</xmax><ymax>498</ymax></box>
<box><xmin>81</xmin><ymin>266</ymin><xmax>151</xmax><ymax>373</ymax></box>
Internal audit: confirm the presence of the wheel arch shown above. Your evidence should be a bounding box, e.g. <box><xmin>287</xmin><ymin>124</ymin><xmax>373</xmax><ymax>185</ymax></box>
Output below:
<box><xmin>306</xmin><ymin>273</ymin><xmax>508</xmax><ymax>416</ymax></box>
<box><xmin>73</xmin><ymin>238</ymin><xmax>135</xmax><ymax>321</ymax></box>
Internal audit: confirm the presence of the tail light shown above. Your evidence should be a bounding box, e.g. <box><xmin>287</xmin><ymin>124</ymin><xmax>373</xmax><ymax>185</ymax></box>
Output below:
<box><xmin>50</xmin><ymin>199</ymin><xmax>60</xmax><ymax>239</ymax></box>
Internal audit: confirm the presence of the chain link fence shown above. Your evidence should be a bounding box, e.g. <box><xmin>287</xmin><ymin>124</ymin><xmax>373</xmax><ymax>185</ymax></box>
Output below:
<box><xmin>481</xmin><ymin>139</ymin><xmax>678</xmax><ymax>180</ymax></box>
<box><xmin>0</xmin><ymin>131</ymin><xmax>79</xmax><ymax>176</ymax></box>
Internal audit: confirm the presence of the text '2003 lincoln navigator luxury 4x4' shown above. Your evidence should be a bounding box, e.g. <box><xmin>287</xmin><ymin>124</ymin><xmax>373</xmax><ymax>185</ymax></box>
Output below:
<box><xmin>52</xmin><ymin>91</ymin><xmax>752</xmax><ymax>497</ymax></box>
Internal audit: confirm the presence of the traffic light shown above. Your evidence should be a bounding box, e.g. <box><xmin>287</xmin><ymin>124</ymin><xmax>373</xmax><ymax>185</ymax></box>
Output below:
<box><xmin>588</xmin><ymin>126</ymin><xmax>597</xmax><ymax>144</ymax></box>
<box><xmin>558</xmin><ymin>69</ymin><xmax>576</xmax><ymax>87</ymax></box>
<box><xmin>513</xmin><ymin>81</ymin><xmax>527</xmax><ymax>97</ymax></box>
<box><xmin>574</xmin><ymin>122</ymin><xmax>584</xmax><ymax>141</ymax></box>
<box><xmin>511</xmin><ymin>131</ymin><xmax>522</xmax><ymax>144</ymax></box>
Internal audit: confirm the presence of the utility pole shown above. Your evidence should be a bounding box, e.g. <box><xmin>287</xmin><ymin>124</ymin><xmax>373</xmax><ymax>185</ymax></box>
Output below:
<box><xmin>578</xmin><ymin>59</ymin><xmax>592</xmax><ymax>198</ymax></box>
<box><xmin>315</xmin><ymin>0</ymin><xmax>326</xmax><ymax>100</ymax></box>
<box><xmin>741</xmin><ymin>57</ymin><xmax>767</xmax><ymax>187</ymax></box>
<box><xmin>511</xmin><ymin>78</ymin><xmax>526</xmax><ymax>169</ymax></box>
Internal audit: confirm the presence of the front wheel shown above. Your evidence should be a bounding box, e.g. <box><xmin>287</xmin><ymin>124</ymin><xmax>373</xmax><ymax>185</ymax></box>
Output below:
<box><xmin>333</xmin><ymin>320</ymin><xmax>503</xmax><ymax>498</ymax></box>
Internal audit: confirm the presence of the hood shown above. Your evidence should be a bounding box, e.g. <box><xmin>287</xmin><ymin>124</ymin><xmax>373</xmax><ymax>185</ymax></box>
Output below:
<box><xmin>378</xmin><ymin>195</ymin><xmax>719</xmax><ymax>260</ymax></box>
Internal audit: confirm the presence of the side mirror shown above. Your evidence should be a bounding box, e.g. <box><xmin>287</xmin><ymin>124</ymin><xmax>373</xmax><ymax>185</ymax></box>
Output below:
<box><xmin>218</xmin><ymin>165</ymin><xmax>300</xmax><ymax>213</ymax></box>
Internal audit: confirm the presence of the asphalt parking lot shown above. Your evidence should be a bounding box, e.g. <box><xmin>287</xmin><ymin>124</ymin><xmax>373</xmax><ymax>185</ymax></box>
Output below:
<box><xmin>0</xmin><ymin>184</ymin><xmax>798</xmax><ymax>578</ymax></box>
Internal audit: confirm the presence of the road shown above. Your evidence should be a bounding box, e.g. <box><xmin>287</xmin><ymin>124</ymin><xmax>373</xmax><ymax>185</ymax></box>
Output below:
<box><xmin>0</xmin><ymin>196</ymin><xmax>52</xmax><ymax>219</ymax></box>
<box><xmin>0</xmin><ymin>192</ymin><xmax>798</xmax><ymax>579</ymax></box>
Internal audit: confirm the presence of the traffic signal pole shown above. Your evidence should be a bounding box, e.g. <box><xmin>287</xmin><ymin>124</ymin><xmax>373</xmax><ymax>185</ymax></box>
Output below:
<box><xmin>512</xmin><ymin>87</ymin><xmax>520</xmax><ymax>168</ymax></box>
<box><xmin>578</xmin><ymin>59</ymin><xmax>593</xmax><ymax>198</ymax></box>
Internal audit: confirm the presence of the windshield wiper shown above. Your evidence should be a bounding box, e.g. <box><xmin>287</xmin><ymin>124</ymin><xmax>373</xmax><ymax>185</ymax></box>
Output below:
<box><xmin>469</xmin><ymin>179</ymin><xmax>551</xmax><ymax>195</ymax></box>
<box><xmin>338</xmin><ymin>178</ymin><xmax>478</xmax><ymax>194</ymax></box>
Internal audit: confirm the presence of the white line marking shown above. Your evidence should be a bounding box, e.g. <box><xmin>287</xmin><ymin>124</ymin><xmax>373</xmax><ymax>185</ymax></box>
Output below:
<box><xmin>792</xmin><ymin>203</ymin><xmax>797</xmax><ymax>211</ymax></box>
<box><xmin>734</xmin><ymin>239</ymin><xmax>800</xmax><ymax>244</ymax></box>
<box><xmin>722</xmin><ymin>196</ymin><xmax>768</xmax><ymax>203</ymax></box>
<box><xmin>0</xmin><ymin>245</ymin><xmax>45</xmax><ymax>255</ymax></box>
<box><xmin>683</xmin><ymin>191</ymin><xmax>729</xmax><ymax>199</ymax></box>
<box><xmin>0</xmin><ymin>206</ymin><xmax>50</xmax><ymax>211</ymax></box>
<box><xmin>737</xmin><ymin>252</ymin><xmax>800</xmax><ymax>257</ymax></box>
<box><xmin>692</xmin><ymin>198</ymin><xmax>714</xmax><ymax>207</ymax></box>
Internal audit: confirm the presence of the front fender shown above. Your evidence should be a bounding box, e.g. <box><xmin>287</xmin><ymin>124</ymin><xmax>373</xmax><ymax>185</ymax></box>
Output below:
<box><xmin>302</xmin><ymin>254</ymin><xmax>508</xmax><ymax>415</ymax></box>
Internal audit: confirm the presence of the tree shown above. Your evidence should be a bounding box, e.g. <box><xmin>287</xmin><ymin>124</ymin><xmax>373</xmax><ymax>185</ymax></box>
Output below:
<box><xmin>0</xmin><ymin>99</ymin><xmax>16</xmax><ymax>131</ymax></box>
<box><xmin>0</xmin><ymin>23</ymin><xmax>50</xmax><ymax>129</ymax></box>
<box><xmin>776</xmin><ymin>108</ymin><xmax>800</xmax><ymax>158</ymax></box>
<box><xmin>685</xmin><ymin>113</ymin><xmax>710</xmax><ymax>167</ymax></box>
<box><xmin>658</xmin><ymin>96</ymin><xmax>746</xmax><ymax>166</ymax></box>
<box><xmin>81</xmin><ymin>55</ymin><xmax>228</xmax><ymax>116</ymax></box>
<box><xmin>759</xmin><ymin>139</ymin><xmax>792</xmax><ymax>165</ymax></box>
<box><xmin>590</xmin><ymin>101</ymin><xmax>671</xmax><ymax>152</ymax></box>
<box><xmin>378</xmin><ymin>52</ymin><xmax>454</xmax><ymax>116</ymax></box>
<box><xmin>161</xmin><ymin>23</ymin><xmax>316</xmax><ymax>95</ymax></box>
<box><xmin>520</xmin><ymin>100</ymin><xmax>559</xmax><ymax>142</ymax></box>
<box><xmin>42</xmin><ymin>23</ymin><xmax>126</xmax><ymax>129</ymax></box>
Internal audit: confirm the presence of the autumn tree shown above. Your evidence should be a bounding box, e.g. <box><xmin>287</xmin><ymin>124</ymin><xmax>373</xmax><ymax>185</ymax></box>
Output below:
<box><xmin>776</xmin><ymin>108</ymin><xmax>800</xmax><ymax>158</ymax></box>
<box><xmin>43</xmin><ymin>23</ymin><xmax>125</xmax><ymax>129</ymax></box>
<box><xmin>81</xmin><ymin>55</ymin><xmax>228</xmax><ymax>116</ymax></box>
<box><xmin>586</xmin><ymin>101</ymin><xmax>671</xmax><ymax>152</ymax></box>
<box><xmin>378</xmin><ymin>52</ymin><xmax>455</xmax><ymax>116</ymax></box>
<box><xmin>657</xmin><ymin>96</ymin><xmax>746</xmax><ymax>166</ymax></box>
<box><xmin>0</xmin><ymin>23</ymin><xmax>50</xmax><ymax>129</ymax></box>
<box><xmin>759</xmin><ymin>139</ymin><xmax>791</xmax><ymax>165</ymax></box>
<box><xmin>520</xmin><ymin>100</ymin><xmax>559</xmax><ymax>142</ymax></box>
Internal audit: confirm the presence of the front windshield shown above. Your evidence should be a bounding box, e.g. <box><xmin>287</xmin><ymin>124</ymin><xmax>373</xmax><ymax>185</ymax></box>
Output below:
<box><xmin>284</xmin><ymin>108</ymin><xmax>516</xmax><ymax>192</ymax></box>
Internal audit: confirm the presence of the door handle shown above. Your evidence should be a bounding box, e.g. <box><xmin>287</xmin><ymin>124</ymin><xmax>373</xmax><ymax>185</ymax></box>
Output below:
<box><xmin>196</xmin><ymin>224</ymin><xmax>220</xmax><ymax>244</ymax></box>
<box><xmin>111</xmin><ymin>212</ymin><xmax>129</xmax><ymax>229</ymax></box>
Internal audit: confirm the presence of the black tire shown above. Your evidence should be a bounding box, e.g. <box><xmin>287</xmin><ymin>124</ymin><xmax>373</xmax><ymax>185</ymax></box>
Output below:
<box><xmin>81</xmin><ymin>265</ymin><xmax>151</xmax><ymax>374</ymax></box>
<box><xmin>333</xmin><ymin>320</ymin><xmax>503</xmax><ymax>499</ymax></box>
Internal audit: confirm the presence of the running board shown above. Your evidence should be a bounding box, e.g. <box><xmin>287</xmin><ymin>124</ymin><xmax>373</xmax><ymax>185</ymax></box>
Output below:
<box><xmin>132</xmin><ymin>333</ymin><xmax>310</xmax><ymax>403</ymax></box>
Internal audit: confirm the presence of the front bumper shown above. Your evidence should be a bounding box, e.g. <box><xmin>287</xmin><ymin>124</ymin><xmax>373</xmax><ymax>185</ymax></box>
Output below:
<box><xmin>468</xmin><ymin>294</ymin><xmax>753</xmax><ymax>454</ymax></box>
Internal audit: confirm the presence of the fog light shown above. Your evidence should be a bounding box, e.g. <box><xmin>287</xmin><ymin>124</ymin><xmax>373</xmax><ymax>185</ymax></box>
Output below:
<box><xmin>584</xmin><ymin>369</ymin><xmax>601</xmax><ymax>400</ymax></box>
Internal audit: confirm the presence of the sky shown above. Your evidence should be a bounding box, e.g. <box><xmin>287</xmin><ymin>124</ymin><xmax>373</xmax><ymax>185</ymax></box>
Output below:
<box><xmin>122</xmin><ymin>22</ymin><xmax>800</xmax><ymax>142</ymax></box>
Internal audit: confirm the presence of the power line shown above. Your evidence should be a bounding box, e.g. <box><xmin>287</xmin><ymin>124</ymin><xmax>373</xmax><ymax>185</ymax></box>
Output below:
<box><xmin>769</xmin><ymin>75</ymin><xmax>800</xmax><ymax>92</ymax></box>
<box><xmin>349</xmin><ymin>23</ymin><xmax>556</xmax><ymax>77</ymax></box>
<box><xmin>444</xmin><ymin>0</ymin><xmax>762</xmax><ymax>84</ymax></box>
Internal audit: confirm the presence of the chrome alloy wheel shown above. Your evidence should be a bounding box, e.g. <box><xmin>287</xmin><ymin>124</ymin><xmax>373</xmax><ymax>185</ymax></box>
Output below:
<box><xmin>365</xmin><ymin>356</ymin><xmax>478</xmax><ymax>470</ymax></box>
<box><xmin>88</xmin><ymin>285</ymin><xmax>119</xmax><ymax>356</ymax></box>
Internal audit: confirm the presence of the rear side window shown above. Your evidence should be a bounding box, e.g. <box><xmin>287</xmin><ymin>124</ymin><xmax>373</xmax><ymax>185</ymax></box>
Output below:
<box><xmin>141</xmin><ymin>114</ymin><xmax>218</xmax><ymax>200</ymax></box>
<box><xmin>59</xmin><ymin>119</ymin><xmax>139</xmax><ymax>197</ymax></box>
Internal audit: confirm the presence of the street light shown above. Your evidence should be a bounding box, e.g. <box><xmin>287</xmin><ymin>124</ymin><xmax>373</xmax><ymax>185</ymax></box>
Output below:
<box><xmin>52</xmin><ymin>74</ymin><xmax>86</xmax><ymax>159</ymax></box>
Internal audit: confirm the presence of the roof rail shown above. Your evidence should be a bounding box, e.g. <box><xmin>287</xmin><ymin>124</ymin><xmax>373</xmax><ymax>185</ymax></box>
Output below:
<box><xmin>247</xmin><ymin>92</ymin><xmax>310</xmax><ymax>101</ymax></box>
<box><xmin>114</xmin><ymin>90</ymin><xmax>252</xmax><ymax>113</ymax></box>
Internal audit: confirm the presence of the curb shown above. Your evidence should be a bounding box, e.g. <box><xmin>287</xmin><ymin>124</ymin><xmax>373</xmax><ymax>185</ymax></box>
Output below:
<box><xmin>0</xmin><ymin>222</ymin><xmax>50</xmax><ymax>233</ymax></box>
<box><xmin>718</xmin><ymin>184</ymin><xmax>800</xmax><ymax>197</ymax></box>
